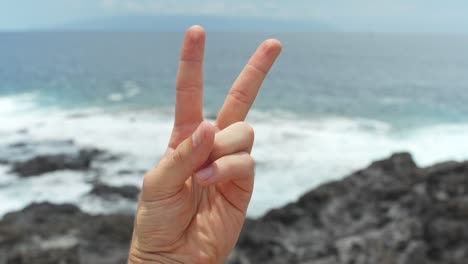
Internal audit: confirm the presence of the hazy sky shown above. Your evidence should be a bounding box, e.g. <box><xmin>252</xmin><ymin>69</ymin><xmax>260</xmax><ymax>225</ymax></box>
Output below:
<box><xmin>1</xmin><ymin>0</ymin><xmax>468</xmax><ymax>33</ymax></box>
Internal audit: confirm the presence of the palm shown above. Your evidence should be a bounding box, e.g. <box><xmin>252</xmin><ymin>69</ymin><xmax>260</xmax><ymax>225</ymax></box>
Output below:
<box><xmin>189</xmin><ymin>183</ymin><xmax>250</xmax><ymax>252</ymax></box>
<box><xmin>132</xmin><ymin>26</ymin><xmax>281</xmax><ymax>263</ymax></box>
<box><xmin>135</xmin><ymin>142</ymin><xmax>253</xmax><ymax>261</ymax></box>
<box><xmin>145</xmin><ymin>179</ymin><xmax>251</xmax><ymax>255</ymax></box>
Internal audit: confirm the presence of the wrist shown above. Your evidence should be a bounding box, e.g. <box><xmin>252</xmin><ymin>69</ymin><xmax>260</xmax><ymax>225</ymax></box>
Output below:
<box><xmin>129</xmin><ymin>249</ymin><xmax>223</xmax><ymax>264</ymax></box>
<box><xmin>128</xmin><ymin>248</ymin><xmax>181</xmax><ymax>264</ymax></box>
<box><xmin>128</xmin><ymin>245</ymin><xmax>223</xmax><ymax>264</ymax></box>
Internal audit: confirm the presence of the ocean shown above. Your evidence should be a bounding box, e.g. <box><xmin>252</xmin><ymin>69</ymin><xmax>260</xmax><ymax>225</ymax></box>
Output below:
<box><xmin>1</xmin><ymin>32</ymin><xmax>468</xmax><ymax>217</ymax></box>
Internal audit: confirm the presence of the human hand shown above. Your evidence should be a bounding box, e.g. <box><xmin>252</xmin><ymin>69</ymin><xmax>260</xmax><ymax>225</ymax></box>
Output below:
<box><xmin>128</xmin><ymin>25</ymin><xmax>281</xmax><ymax>263</ymax></box>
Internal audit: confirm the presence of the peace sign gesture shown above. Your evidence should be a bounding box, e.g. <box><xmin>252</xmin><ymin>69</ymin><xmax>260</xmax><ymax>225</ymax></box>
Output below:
<box><xmin>129</xmin><ymin>25</ymin><xmax>281</xmax><ymax>264</ymax></box>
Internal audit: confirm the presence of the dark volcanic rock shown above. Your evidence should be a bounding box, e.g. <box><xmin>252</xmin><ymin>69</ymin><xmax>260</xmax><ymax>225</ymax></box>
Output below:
<box><xmin>1</xmin><ymin>140</ymin><xmax>121</xmax><ymax>177</ymax></box>
<box><xmin>0</xmin><ymin>203</ymin><xmax>133</xmax><ymax>264</ymax></box>
<box><xmin>5</xmin><ymin>246</ymin><xmax>80</xmax><ymax>264</ymax></box>
<box><xmin>117</xmin><ymin>169</ymin><xmax>146</xmax><ymax>175</ymax></box>
<box><xmin>228</xmin><ymin>153</ymin><xmax>468</xmax><ymax>264</ymax></box>
<box><xmin>11</xmin><ymin>148</ymin><xmax>103</xmax><ymax>177</ymax></box>
<box><xmin>2</xmin><ymin>153</ymin><xmax>468</xmax><ymax>264</ymax></box>
<box><xmin>89</xmin><ymin>183</ymin><xmax>140</xmax><ymax>200</ymax></box>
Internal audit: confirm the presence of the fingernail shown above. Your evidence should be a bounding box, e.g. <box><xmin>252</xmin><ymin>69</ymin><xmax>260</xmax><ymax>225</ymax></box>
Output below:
<box><xmin>192</xmin><ymin>122</ymin><xmax>205</xmax><ymax>148</ymax></box>
<box><xmin>196</xmin><ymin>166</ymin><xmax>214</xmax><ymax>181</ymax></box>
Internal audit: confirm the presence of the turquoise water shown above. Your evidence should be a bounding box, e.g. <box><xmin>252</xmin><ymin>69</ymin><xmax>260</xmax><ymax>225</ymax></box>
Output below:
<box><xmin>1</xmin><ymin>32</ymin><xmax>468</xmax><ymax>216</ymax></box>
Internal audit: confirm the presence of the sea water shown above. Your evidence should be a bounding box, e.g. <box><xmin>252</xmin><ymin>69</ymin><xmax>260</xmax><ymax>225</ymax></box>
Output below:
<box><xmin>1</xmin><ymin>32</ymin><xmax>468</xmax><ymax>217</ymax></box>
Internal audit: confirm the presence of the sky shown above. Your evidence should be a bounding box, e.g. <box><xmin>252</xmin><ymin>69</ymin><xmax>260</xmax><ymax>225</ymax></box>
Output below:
<box><xmin>1</xmin><ymin>0</ymin><xmax>468</xmax><ymax>33</ymax></box>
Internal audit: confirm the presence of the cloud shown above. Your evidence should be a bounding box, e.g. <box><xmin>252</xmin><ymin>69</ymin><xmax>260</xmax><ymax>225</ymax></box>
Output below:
<box><xmin>96</xmin><ymin>0</ymin><xmax>285</xmax><ymax>18</ymax></box>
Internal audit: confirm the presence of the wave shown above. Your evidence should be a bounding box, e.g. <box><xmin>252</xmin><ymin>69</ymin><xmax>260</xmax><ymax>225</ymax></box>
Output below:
<box><xmin>1</xmin><ymin>94</ymin><xmax>468</xmax><ymax>217</ymax></box>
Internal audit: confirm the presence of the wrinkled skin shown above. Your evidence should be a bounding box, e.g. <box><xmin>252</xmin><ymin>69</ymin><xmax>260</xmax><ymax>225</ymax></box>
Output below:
<box><xmin>128</xmin><ymin>25</ymin><xmax>282</xmax><ymax>264</ymax></box>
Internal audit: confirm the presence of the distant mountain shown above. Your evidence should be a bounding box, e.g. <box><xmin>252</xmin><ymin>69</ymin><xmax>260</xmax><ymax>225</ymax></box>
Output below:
<box><xmin>52</xmin><ymin>15</ymin><xmax>332</xmax><ymax>32</ymax></box>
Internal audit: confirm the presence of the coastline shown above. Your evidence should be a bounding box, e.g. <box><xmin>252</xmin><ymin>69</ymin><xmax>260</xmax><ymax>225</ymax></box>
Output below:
<box><xmin>3</xmin><ymin>103</ymin><xmax>468</xmax><ymax>218</ymax></box>
<box><xmin>1</xmin><ymin>152</ymin><xmax>467</xmax><ymax>263</ymax></box>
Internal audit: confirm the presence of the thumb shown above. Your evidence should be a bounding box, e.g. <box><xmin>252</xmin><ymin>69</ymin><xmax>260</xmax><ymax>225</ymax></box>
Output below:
<box><xmin>142</xmin><ymin>121</ymin><xmax>215</xmax><ymax>200</ymax></box>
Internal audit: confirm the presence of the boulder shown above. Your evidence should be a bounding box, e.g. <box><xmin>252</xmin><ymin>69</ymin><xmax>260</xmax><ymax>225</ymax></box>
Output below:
<box><xmin>0</xmin><ymin>203</ymin><xmax>133</xmax><ymax>264</ymax></box>
<box><xmin>89</xmin><ymin>183</ymin><xmax>140</xmax><ymax>200</ymax></box>
<box><xmin>228</xmin><ymin>152</ymin><xmax>468</xmax><ymax>264</ymax></box>
<box><xmin>11</xmin><ymin>149</ymin><xmax>103</xmax><ymax>177</ymax></box>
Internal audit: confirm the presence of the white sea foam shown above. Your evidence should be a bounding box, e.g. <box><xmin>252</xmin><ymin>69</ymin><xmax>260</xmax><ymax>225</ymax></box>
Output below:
<box><xmin>0</xmin><ymin>170</ymin><xmax>91</xmax><ymax>216</ymax></box>
<box><xmin>1</xmin><ymin>94</ymin><xmax>468</xmax><ymax>217</ymax></box>
<box><xmin>123</xmin><ymin>80</ymin><xmax>141</xmax><ymax>97</ymax></box>
<box><xmin>107</xmin><ymin>81</ymin><xmax>142</xmax><ymax>102</ymax></box>
<box><xmin>249</xmin><ymin>116</ymin><xmax>468</xmax><ymax>215</ymax></box>
<box><xmin>108</xmin><ymin>93</ymin><xmax>124</xmax><ymax>102</ymax></box>
<box><xmin>0</xmin><ymin>166</ymin><xmax>15</xmax><ymax>187</ymax></box>
<box><xmin>0</xmin><ymin>93</ymin><xmax>37</xmax><ymax>115</ymax></box>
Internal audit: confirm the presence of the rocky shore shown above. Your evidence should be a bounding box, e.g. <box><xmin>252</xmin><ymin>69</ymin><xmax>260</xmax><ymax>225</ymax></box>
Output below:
<box><xmin>1</xmin><ymin>152</ymin><xmax>468</xmax><ymax>263</ymax></box>
<box><xmin>228</xmin><ymin>153</ymin><xmax>468</xmax><ymax>264</ymax></box>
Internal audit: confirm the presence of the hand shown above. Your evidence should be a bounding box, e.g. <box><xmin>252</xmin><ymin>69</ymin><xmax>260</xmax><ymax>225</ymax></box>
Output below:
<box><xmin>128</xmin><ymin>25</ymin><xmax>281</xmax><ymax>263</ymax></box>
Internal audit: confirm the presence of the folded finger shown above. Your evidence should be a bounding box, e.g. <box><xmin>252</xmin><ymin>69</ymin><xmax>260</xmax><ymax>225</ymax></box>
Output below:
<box><xmin>209</xmin><ymin>122</ymin><xmax>254</xmax><ymax>162</ymax></box>
<box><xmin>195</xmin><ymin>152</ymin><xmax>254</xmax><ymax>188</ymax></box>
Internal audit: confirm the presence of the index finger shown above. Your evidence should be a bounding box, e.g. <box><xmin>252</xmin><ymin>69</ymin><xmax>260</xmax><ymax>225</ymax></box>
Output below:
<box><xmin>215</xmin><ymin>39</ymin><xmax>282</xmax><ymax>130</ymax></box>
<box><xmin>174</xmin><ymin>25</ymin><xmax>205</xmax><ymax>127</ymax></box>
<box><xmin>169</xmin><ymin>26</ymin><xmax>205</xmax><ymax>149</ymax></box>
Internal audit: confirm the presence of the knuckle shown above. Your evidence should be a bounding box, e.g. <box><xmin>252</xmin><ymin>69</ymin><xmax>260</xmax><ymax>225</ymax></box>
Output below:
<box><xmin>228</xmin><ymin>88</ymin><xmax>251</xmax><ymax>105</ymax></box>
<box><xmin>175</xmin><ymin>84</ymin><xmax>199</xmax><ymax>93</ymax></box>
<box><xmin>142</xmin><ymin>173</ymin><xmax>153</xmax><ymax>193</ymax></box>
<box><xmin>171</xmin><ymin>149</ymin><xmax>185</xmax><ymax>165</ymax></box>
<box><xmin>141</xmin><ymin>169</ymin><xmax>161</xmax><ymax>200</ymax></box>
<box><xmin>243</xmin><ymin>153</ymin><xmax>255</xmax><ymax>171</ymax></box>
<box><xmin>223</xmin><ymin>160</ymin><xmax>235</xmax><ymax>173</ymax></box>
<box><xmin>234</xmin><ymin>121</ymin><xmax>255</xmax><ymax>145</ymax></box>
<box><xmin>244</xmin><ymin>123</ymin><xmax>255</xmax><ymax>145</ymax></box>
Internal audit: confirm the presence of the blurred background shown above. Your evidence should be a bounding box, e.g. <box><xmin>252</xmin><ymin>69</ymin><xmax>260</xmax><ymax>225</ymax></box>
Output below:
<box><xmin>1</xmin><ymin>0</ymin><xmax>468</xmax><ymax>219</ymax></box>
